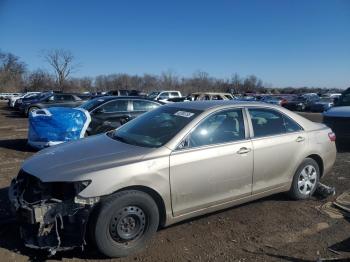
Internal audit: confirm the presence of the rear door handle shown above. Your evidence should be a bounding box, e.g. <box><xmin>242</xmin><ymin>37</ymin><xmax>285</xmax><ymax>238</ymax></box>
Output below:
<box><xmin>296</xmin><ymin>136</ymin><xmax>305</xmax><ymax>142</ymax></box>
<box><xmin>237</xmin><ymin>147</ymin><xmax>251</xmax><ymax>154</ymax></box>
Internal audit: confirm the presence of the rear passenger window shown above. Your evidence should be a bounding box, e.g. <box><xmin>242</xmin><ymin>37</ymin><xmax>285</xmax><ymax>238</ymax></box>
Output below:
<box><xmin>188</xmin><ymin>109</ymin><xmax>245</xmax><ymax>147</ymax></box>
<box><xmin>249</xmin><ymin>108</ymin><xmax>302</xmax><ymax>138</ymax></box>
<box><xmin>170</xmin><ymin>92</ymin><xmax>180</xmax><ymax>97</ymax></box>
<box><xmin>212</xmin><ymin>95</ymin><xmax>223</xmax><ymax>100</ymax></box>
<box><xmin>283</xmin><ymin>116</ymin><xmax>302</xmax><ymax>133</ymax></box>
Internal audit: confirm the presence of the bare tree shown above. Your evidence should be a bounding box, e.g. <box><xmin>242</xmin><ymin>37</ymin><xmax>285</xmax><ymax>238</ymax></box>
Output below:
<box><xmin>231</xmin><ymin>73</ymin><xmax>241</xmax><ymax>93</ymax></box>
<box><xmin>26</xmin><ymin>69</ymin><xmax>55</xmax><ymax>91</ymax></box>
<box><xmin>190</xmin><ymin>71</ymin><xmax>212</xmax><ymax>92</ymax></box>
<box><xmin>43</xmin><ymin>49</ymin><xmax>76</xmax><ymax>91</ymax></box>
<box><xmin>0</xmin><ymin>50</ymin><xmax>27</xmax><ymax>92</ymax></box>
<box><xmin>160</xmin><ymin>70</ymin><xmax>179</xmax><ymax>90</ymax></box>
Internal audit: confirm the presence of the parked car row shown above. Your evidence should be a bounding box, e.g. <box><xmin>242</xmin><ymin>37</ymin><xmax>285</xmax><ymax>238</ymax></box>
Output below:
<box><xmin>2</xmin><ymin>88</ymin><xmax>349</xmax><ymax>148</ymax></box>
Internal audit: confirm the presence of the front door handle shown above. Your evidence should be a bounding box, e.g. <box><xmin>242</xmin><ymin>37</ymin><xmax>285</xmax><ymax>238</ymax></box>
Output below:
<box><xmin>237</xmin><ymin>147</ymin><xmax>251</xmax><ymax>154</ymax></box>
<box><xmin>296</xmin><ymin>136</ymin><xmax>305</xmax><ymax>142</ymax></box>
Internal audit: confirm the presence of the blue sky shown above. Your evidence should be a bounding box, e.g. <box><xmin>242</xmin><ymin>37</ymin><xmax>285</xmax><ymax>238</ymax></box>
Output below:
<box><xmin>0</xmin><ymin>0</ymin><xmax>349</xmax><ymax>88</ymax></box>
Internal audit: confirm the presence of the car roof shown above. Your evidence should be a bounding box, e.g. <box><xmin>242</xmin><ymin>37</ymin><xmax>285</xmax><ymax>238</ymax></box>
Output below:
<box><xmin>191</xmin><ymin>92</ymin><xmax>232</xmax><ymax>95</ymax></box>
<box><xmin>96</xmin><ymin>96</ymin><xmax>158</xmax><ymax>102</ymax></box>
<box><xmin>165</xmin><ymin>100</ymin><xmax>269</xmax><ymax>110</ymax></box>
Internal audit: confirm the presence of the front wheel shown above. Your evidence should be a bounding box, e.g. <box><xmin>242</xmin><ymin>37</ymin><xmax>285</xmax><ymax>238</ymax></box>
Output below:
<box><xmin>93</xmin><ymin>190</ymin><xmax>159</xmax><ymax>257</ymax></box>
<box><xmin>289</xmin><ymin>158</ymin><xmax>320</xmax><ymax>200</ymax></box>
<box><xmin>27</xmin><ymin>106</ymin><xmax>39</xmax><ymax>116</ymax></box>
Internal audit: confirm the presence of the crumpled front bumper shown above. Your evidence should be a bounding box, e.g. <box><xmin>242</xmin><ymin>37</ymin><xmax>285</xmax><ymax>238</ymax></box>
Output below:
<box><xmin>8</xmin><ymin>173</ymin><xmax>97</xmax><ymax>254</ymax></box>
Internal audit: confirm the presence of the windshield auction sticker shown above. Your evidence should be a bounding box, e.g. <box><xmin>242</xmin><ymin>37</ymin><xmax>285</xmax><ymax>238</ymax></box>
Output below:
<box><xmin>174</xmin><ymin>111</ymin><xmax>195</xmax><ymax>118</ymax></box>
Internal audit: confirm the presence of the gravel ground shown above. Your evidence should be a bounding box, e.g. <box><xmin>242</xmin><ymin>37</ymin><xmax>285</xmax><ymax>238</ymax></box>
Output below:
<box><xmin>0</xmin><ymin>102</ymin><xmax>349</xmax><ymax>262</ymax></box>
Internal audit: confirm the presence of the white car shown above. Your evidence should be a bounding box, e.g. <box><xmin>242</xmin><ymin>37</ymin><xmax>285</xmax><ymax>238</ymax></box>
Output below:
<box><xmin>0</xmin><ymin>92</ymin><xmax>21</xmax><ymax>100</ymax></box>
<box><xmin>148</xmin><ymin>90</ymin><xmax>182</xmax><ymax>103</ymax></box>
<box><xmin>8</xmin><ymin>92</ymin><xmax>40</xmax><ymax>108</ymax></box>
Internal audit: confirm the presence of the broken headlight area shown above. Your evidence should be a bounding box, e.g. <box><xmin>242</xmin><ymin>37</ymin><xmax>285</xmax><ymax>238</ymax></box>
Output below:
<box><xmin>8</xmin><ymin>169</ymin><xmax>99</xmax><ymax>255</ymax></box>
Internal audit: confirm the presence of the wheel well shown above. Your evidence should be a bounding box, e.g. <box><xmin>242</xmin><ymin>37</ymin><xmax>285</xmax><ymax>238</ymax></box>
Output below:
<box><xmin>307</xmin><ymin>154</ymin><xmax>324</xmax><ymax>177</ymax></box>
<box><xmin>116</xmin><ymin>186</ymin><xmax>167</xmax><ymax>228</ymax></box>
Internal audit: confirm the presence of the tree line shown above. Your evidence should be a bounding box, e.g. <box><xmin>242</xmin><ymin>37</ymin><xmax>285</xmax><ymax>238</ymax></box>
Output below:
<box><xmin>0</xmin><ymin>49</ymin><xmax>344</xmax><ymax>95</ymax></box>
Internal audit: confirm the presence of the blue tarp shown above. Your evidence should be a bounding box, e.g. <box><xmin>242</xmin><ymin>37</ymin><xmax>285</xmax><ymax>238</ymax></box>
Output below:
<box><xmin>28</xmin><ymin>107</ymin><xmax>91</xmax><ymax>149</ymax></box>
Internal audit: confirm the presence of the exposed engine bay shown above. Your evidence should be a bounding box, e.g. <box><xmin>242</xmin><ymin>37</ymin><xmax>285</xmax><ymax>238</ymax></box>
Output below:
<box><xmin>8</xmin><ymin>170</ymin><xmax>99</xmax><ymax>255</ymax></box>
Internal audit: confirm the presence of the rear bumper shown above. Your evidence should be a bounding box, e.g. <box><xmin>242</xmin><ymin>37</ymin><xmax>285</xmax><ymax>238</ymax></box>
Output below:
<box><xmin>323</xmin><ymin>116</ymin><xmax>350</xmax><ymax>142</ymax></box>
<box><xmin>322</xmin><ymin>143</ymin><xmax>337</xmax><ymax>177</ymax></box>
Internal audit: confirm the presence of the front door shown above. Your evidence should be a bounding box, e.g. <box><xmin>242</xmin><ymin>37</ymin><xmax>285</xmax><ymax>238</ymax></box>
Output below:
<box><xmin>89</xmin><ymin>99</ymin><xmax>130</xmax><ymax>134</ymax></box>
<box><xmin>170</xmin><ymin>108</ymin><xmax>253</xmax><ymax>217</ymax></box>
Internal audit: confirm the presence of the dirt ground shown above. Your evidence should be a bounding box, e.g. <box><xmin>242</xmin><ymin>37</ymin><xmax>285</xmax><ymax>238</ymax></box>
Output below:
<box><xmin>0</xmin><ymin>102</ymin><xmax>349</xmax><ymax>262</ymax></box>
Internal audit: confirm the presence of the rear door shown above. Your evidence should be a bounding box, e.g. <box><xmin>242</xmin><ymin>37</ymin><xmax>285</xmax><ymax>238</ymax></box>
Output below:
<box><xmin>247</xmin><ymin>107</ymin><xmax>306</xmax><ymax>193</ymax></box>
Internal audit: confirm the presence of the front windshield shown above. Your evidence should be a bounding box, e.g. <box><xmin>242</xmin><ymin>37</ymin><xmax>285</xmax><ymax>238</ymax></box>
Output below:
<box><xmin>148</xmin><ymin>92</ymin><xmax>160</xmax><ymax>99</ymax></box>
<box><xmin>79</xmin><ymin>97</ymin><xmax>106</xmax><ymax>111</ymax></box>
<box><xmin>108</xmin><ymin>106</ymin><xmax>202</xmax><ymax>148</ymax></box>
<box><xmin>23</xmin><ymin>93</ymin><xmax>38</xmax><ymax>99</ymax></box>
<box><xmin>23</xmin><ymin>93</ymin><xmax>44</xmax><ymax>101</ymax></box>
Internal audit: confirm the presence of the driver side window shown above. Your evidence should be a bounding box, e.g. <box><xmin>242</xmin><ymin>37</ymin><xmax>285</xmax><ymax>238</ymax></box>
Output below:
<box><xmin>184</xmin><ymin>109</ymin><xmax>245</xmax><ymax>148</ymax></box>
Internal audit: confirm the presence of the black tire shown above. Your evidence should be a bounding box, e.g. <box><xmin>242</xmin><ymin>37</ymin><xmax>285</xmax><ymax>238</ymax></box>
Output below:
<box><xmin>27</xmin><ymin>106</ymin><xmax>39</xmax><ymax>116</ymax></box>
<box><xmin>289</xmin><ymin>158</ymin><xmax>320</xmax><ymax>200</ymax></box>
<box><xmin>93</xmin><ymin>190</ymin><xmax>159</xmax><ymax>258</ymax></box>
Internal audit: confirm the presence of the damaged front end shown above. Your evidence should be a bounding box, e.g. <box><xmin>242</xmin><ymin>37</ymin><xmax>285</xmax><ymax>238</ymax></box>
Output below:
<box><xmin>8</xmin><ymin>169</ymin><xmax>99</xmax><ymax>255</ymax></box>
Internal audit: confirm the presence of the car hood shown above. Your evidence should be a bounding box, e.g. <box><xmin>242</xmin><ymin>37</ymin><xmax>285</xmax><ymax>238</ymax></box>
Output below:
<box><xmin>323</xmin><ymin>106</ymin><xmax>350</xmax><ymax>118</ymax></box>
<box><xmin>22</xmin><ymin>134</ymin><xmax>154</xmax><ymax>182</ymax></box>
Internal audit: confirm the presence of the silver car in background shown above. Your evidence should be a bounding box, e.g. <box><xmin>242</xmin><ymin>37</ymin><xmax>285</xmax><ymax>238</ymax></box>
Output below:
<box><xmin>9</xmin><ymin>101</ymin><xmax>336</xmax><ymax>257</ymax></box>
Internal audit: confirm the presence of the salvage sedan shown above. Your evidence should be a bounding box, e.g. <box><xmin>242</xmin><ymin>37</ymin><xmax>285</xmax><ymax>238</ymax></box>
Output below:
<box><xmin>9</xmin><ymin>101</ymin><xmax>337</xmax><ymax>257</ymax></box>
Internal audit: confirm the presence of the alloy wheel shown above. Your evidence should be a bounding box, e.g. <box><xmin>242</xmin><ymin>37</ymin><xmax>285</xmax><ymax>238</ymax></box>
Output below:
<box><xmin>297</xmin><ymin>165</ymin><xmax>317</xmax><ymax>195</ymax></box>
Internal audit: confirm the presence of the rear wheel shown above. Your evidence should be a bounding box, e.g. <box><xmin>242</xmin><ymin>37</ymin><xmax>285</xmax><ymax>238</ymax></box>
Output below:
<box><xmin>93</xmin><ymin>190</ymin><xmax>159</xmax><ymax>257</ymax></box>
<box><xmin>289</xmin><ymin>158</ymin><xmax>319</xmax><ymax>200</ymax></box>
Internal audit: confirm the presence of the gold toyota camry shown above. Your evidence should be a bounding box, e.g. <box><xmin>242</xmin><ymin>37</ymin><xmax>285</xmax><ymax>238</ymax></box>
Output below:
<box><xmin>9</xmin><ymin>100</ymin><xmax>337</xmax><ymax>257</ymax></box>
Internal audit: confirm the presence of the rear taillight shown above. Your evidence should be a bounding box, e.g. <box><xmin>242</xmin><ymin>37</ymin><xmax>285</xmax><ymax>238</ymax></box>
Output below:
<box><xmin>328</xmin><ymin>132</ymin><xmax>336</xmax><ymax>142</ymax></box>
